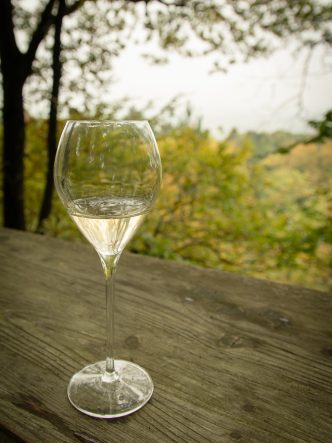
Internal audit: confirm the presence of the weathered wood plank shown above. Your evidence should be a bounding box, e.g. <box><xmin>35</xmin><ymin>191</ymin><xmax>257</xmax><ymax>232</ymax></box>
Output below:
<box><xmin>0</xmin><ymin>228</ymin><xmax>331</xmax><ymax>442</ymax></box>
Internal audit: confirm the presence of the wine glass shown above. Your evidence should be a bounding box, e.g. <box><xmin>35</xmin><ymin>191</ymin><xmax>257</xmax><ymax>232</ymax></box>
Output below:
<box><xmin>54</xmin><ymin>120</ymin><xmax>161</xmax><ymax>418</ymax></box>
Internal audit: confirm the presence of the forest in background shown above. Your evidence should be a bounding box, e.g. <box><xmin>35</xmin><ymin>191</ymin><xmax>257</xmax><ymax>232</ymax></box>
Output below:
<box><xmin>1</xmin><ymin>117</ymin><xmax>330</xmax><ymax>292</ymax></box>
<box><xmin>1</xmin><ymin>0</ymin><xmax>331</xmax><ymax>293</ymax></box>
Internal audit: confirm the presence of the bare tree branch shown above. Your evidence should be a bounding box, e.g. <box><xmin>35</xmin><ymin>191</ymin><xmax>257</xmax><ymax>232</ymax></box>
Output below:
<box><xmin>23</xmin><ymin>0</ymin><xmax>87</xmax><ymax>79</ymax></box>
<box><xmin>297</xmin><ymin>45</ymin><xmax>316</xmax><ymax>115</ymax></box>
<box><xmin>64</xmin><ymin>0</ymin><xmax>87</xmax><ymax>16</ymax></box>
<box><xmin>23</xmin><ymin>0</ymin><xmax>57</xmax><ymax>78</ymax></box>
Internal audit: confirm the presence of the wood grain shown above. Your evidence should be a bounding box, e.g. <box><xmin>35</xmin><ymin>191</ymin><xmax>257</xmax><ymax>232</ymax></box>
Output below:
<box><xmin>0</xmin><ymin>228</ymin><xmax>331</xmax><ymax>442</ymax></box>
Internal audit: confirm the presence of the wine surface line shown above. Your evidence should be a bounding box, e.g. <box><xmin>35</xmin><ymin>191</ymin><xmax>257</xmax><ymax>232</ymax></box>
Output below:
<box><xmin>69</xmin><ymin>196</ymin><xmax>149</xmax><ymax>256</ymax></box>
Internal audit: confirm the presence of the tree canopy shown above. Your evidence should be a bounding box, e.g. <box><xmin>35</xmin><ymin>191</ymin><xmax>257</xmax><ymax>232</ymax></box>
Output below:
<box><xmin>1</xmin><ymin>0</ymin><xmax>331</xmax><ymax>290</ymax></box>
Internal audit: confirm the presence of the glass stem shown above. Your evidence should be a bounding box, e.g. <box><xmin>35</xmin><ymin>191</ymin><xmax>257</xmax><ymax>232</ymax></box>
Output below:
<box><xmin>100</xmin><ymin>254</ymin><xmax>120</xmax><ymax>381</ymax></box>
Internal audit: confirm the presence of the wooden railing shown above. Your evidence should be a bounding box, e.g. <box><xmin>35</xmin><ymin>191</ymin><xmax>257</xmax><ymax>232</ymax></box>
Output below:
<box><xmin>0</xmin><ymin>228</ymin><xmax>331</xmax><ymax>442</ymax></box>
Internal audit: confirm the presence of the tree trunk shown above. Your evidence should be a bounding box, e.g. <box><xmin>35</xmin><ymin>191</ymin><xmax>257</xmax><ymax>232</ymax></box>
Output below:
<box><xmin>2</xmin><ymin>64</ymin><xmax>26</xmax><ymax>230</ymax></box>
<box><xmin>37</xmin><ymin>0</ymin><xmax>64</xmax><ymax>232</ymax></box>
<box><xmin>0</xmin><ymin>0</ymin><xmax>26</xmax><ymax>229</ymax></box>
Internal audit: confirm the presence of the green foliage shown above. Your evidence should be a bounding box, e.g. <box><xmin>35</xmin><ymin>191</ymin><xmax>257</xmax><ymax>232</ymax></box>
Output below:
<box><xmin>2</xmin><ymin>0</ymin><xmax>331</xmax><ymax>292</ymax></box>
<box><xmin>2</xmin><ymin>118</ymin><xmax>329</xmax><ymax>291</ymax></box>
<box><xmin>275</xmin><ymin>109</ymin><xmax>332</xmax><ymax>155</ymax></box>
<box><xmin>308</xmin><ymin>110</ymin><xmax>332</xmax><ymax>143</ymax></box>
<box><xmin>227</xmin><ymin>129</ymin><xmax>305</xmax><ymax>160</ymax></box>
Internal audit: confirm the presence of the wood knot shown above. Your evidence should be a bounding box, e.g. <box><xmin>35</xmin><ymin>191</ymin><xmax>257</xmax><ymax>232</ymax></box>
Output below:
<box><xmin>321</xmin><ymin>347</ymin><xmax>332</xmax><ymax>357</ymax></box>
<box><xmin>125</xmin><ymin>335</ymin><xmax>140</xmax><ymax>349</ymax></box>
<box><xmin>14</xmin><ymin>395</ymin><xmax>51</xmax><ymax>419</ymax></box>
<box><xmin>259</xmin><ymin>309</ymin><xmax>290</xmax><ymax>329</ymax></box>
<box><xmin>219</xmin><ymin>303</ymin><xmax>245</xmax><ymax>320</ymax></box>
<box><xmin>230</xmin><ymin>430</ymin><xmax>242</xmax><ymax>440</ymax></box>
<box><xmin>243</xmin><ymin>401</ymin><xmax>255</xmax><ymax>412</ymax></box>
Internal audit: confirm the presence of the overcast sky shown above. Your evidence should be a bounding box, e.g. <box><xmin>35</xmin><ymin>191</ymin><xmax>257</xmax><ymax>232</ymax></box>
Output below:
<box><xmin>21</xmin><ymin>1</ymin><xmax>332</xmax><ymax>136</ymax></box>
<box><xmin>110</xmin><ymin>42</ymin><xmax>332</xmax><ymax>136</ymax></box>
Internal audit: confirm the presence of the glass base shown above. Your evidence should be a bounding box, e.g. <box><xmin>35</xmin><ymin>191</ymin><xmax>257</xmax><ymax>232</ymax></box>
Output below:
<box><xmin>67</xmin><ymin>360</ymin><xmax>153</xmax><ymax>418</ymax></box>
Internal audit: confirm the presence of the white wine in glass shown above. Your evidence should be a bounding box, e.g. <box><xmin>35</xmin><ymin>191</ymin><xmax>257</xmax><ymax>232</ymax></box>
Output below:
<box><xmin>54</xmin><ymin>120</ymin><xmax>161</xmax><ymax>418</ymax></box>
